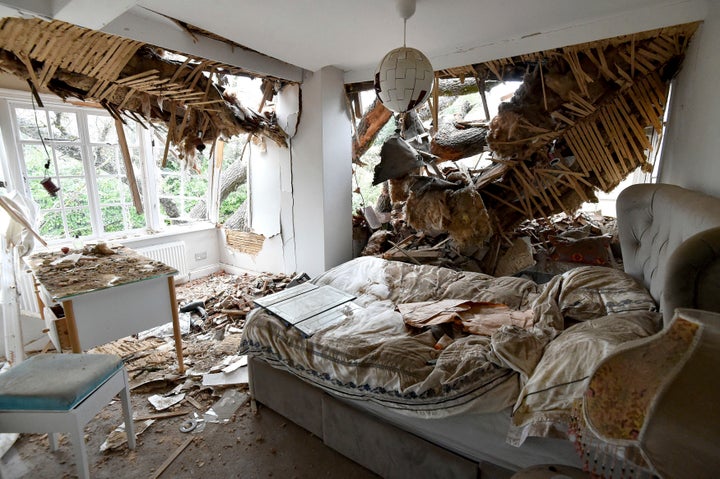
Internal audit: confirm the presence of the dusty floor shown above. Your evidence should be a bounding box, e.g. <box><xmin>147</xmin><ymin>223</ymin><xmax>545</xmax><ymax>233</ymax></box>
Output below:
<box><xmin>0</xmin><ymin>391</ymin><xmax>378</xmax><ymax>478</ymax></box>
<box><xmin>0</xmin><ymin>272</ymin><xmax>378</xmax><ymax>479</ymax></box>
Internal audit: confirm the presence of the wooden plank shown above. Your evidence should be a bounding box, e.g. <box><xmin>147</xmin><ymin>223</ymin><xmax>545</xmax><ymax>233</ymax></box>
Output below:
<box><xmin>149</xmin><ymin>436</ymin><xmax>194</xmax><ymax>479</ymax></box>
<box><xmin>114</xmin><ymin>118</ymin><xmax>144</xmax><ymax>214</ymax></box>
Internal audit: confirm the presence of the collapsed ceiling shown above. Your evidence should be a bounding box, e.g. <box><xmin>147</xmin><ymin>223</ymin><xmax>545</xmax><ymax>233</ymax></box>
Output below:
<box><xmin>349</xmin><ymin>22</ymin><xmax>699</xmax><ymax>273</ymax></box>
<box><xmin>0</xmin><ymin>17</ymin><xmax>290</xmax><ymax>167</ymax></box>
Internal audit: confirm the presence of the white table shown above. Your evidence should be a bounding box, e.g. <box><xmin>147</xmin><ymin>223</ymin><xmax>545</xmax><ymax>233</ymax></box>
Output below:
<box><xmin>25</xmin><ymin>245</ymin><xmax>185</xmax><ymax>373</ymax></box>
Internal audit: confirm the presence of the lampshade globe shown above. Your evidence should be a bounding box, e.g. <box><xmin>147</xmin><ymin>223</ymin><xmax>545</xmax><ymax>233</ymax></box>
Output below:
<box><xmin>374</xmin><ymin>46</ymin><xmax>434</xmax><ymax>113</ymax></box>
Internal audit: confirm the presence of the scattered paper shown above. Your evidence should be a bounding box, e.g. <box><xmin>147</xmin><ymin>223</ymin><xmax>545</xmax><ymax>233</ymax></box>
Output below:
<box><xmin>138</xmin><ymin>313</ymin><xmax>191</xmax><ymax>340</ymax></box>
<box><xmin>49</xmin><ymin>253</ymin><xmax>83</xmax><ymax>266</ymax></box>
<box><xmin>148</xmin><ymin>393</ymin><xmax>186</xmax><ymax>411</ymax></box>
<box><xmin>202</xmin><ymin>367</ymin><xmax>248</xmax><ymax>387</ymax></box>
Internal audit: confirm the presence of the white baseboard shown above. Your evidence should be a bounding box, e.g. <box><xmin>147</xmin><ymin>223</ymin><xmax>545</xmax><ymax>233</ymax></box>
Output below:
<box><xmin>186</xmin><ymin>264</ymin><xmax>222</xmax><ymax>282</ymax></box>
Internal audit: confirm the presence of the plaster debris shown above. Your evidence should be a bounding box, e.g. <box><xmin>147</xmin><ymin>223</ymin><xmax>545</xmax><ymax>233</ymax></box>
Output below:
<box><xmin>149</xmin><ymin>393</ymin><xmax>186</xmax><ymax>411</ymax></box>
<box><xmin>100</xmin><ymin>419</ymin><xmax>154</xmax><ymax>452</ymax></box>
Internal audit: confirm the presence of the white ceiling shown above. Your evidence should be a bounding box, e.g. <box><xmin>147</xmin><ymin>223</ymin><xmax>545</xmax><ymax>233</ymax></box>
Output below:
<box><xmin>0</xmin><ymin>0</ymin><xmax>709</xmax><ymax>83</ymax></box>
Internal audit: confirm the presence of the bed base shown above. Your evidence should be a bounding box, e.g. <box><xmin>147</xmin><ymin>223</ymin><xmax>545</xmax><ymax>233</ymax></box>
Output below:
<box><xmin>249</xmin><ymin>356</ymin><xmax>516</xmax><ymax>479</ymax></box>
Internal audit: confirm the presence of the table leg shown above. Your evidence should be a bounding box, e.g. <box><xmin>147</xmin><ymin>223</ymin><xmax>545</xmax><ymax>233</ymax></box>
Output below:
<box><xmin>61</xmin><ymin>300</ymin><xmax>82</xmax><ymax>353</ymax></box>
<box><xmin>166</xmin><ymin>276</ymin><xmax>185</xmax><ymax>373</ymax></box>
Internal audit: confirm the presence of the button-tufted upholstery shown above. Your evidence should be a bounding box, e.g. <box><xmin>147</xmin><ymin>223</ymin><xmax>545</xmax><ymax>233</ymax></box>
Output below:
<box><xmin>617</xmin><ymin>184</ymin><xmax>720</xmax><ymax>324</ymax></box>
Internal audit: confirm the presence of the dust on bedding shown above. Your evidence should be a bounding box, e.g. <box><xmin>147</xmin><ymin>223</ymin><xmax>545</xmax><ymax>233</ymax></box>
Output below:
<box><xmin>241</xmin><ymin>257</ymin><xmax>659</xmax><ymax>425</ymax></box>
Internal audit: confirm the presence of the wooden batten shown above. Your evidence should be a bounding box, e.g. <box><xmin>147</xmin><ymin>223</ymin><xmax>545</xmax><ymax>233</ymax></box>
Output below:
<box><xmin>114</xmin><ymin>119</ymin><xmax>144</xmax><ymax>215</ymax></box>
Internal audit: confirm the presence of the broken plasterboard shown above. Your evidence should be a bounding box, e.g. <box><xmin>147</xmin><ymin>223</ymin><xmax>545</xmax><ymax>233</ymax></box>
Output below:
<box><xmin>202</xmin><ymin>366</ymin><xmax>249</xmax><ymax>387</ymax></box>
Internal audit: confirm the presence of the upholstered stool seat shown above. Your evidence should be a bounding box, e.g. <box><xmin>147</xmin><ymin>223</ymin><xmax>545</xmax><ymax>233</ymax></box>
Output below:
<box><xmin>0</xmin><ymin>353</ymin><xmax>135</xmax><ymax>478</ymax></box>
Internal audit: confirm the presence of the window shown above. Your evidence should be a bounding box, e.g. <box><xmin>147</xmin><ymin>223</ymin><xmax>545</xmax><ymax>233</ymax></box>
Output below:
<box><xmin>0</xmin><ymin>89</ymin><xmax>248</xmax><ymax>243</ymax></box>
<box><xmin>154</xmin><ymin>136</ymin><xmax>209</xmax><ymax>225</ymax></box>
<box><xmin>10</xmin><ymin>103</ymin><xmax>147</xmax><ymax>240</ymax></box>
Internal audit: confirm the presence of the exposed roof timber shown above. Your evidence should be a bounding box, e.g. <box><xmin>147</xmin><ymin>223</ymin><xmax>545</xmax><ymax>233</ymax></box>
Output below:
<box><xmin>0</xmin><ymin>1</ymin><xmax>305</xmax><ymax>82</ymax></box>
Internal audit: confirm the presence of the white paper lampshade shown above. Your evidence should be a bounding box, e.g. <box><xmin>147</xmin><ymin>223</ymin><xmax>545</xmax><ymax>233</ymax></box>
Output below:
<box><xmin>374</xmin><ymin>46</ymin><xmax>434</xmax><ymax>113</ymax></box>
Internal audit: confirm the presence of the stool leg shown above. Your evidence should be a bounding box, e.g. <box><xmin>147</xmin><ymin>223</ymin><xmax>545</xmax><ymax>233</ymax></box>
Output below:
<box><xmin>70</xmin><ymin>421</ymin><xmax>90</xmax><ymax>479</ymax></box>
<box><xmin>48</xmin><ymin>432</ymin><xmax>59</xmax><ymax>451</ymax></box>
<box><xmin>120</xmin><ymin>370</ymin><xmax>136</xmax><ymax>450</ymax></box>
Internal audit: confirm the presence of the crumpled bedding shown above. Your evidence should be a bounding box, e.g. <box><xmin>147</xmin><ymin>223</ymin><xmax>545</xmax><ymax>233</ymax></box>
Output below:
<box><xmin>240</xmin><ymin>257</ymin><xmax>660</xmax><ymax>440</ymax></box>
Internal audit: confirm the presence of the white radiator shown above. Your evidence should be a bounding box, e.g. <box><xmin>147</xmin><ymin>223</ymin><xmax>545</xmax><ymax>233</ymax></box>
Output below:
<box><xmin>136</xmin><ymin>241</ymin><xmax>189</xmax><ymax>282</ymax></box>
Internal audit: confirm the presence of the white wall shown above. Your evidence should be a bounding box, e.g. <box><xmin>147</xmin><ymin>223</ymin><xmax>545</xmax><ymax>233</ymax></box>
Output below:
<box><xmin>121</xmin><ymin>224</ymin><xmax>220</xmax><ymax>281</ymax></box>
<box><xmin>219</xmin><ymin>66</ymin><xmax>352</xmax><ymax>278</ymax></box>
<box><xmin>290</xmin><ymin>66</ymin><xmax>353</xmax><ymax>277</ymax></box>
<box><xmin>219</xmin><ymin>140</ymin><xmax>291</xmax><ymax>274</ymax></box>
<box><xmin>659</xmin><ymin>1</ymin><xmax>720</xmax><ymax>196</ymax></box>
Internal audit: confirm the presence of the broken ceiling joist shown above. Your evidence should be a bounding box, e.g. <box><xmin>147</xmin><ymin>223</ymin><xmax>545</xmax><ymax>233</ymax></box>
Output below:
<box><xmin>0</xmin><ymin>17</ymin><xmax>292</xmax><ymax>169</ymax></box>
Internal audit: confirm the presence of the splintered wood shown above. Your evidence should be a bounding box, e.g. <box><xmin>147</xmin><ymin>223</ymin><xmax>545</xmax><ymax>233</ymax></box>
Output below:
<box><xmin>352</xmin><ymin>22</ymin><xmax>698</xmax><ymax>276</ymax></box>
<box><xmin>0</xmin><ymin>17</ymin><xmax>291</xmax><ymax>172</ymax></box>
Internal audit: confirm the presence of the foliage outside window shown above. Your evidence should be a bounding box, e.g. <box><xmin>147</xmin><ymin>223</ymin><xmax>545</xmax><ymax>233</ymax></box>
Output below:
<box><xmin>12</xmin><ymin>104</ymin><xmax>147</xmax><ymax>240</ymax></box>
<box><xmin>153</xmin><ymin>133</ymin><xmax>210</xmax><ymax>225</ymax></box>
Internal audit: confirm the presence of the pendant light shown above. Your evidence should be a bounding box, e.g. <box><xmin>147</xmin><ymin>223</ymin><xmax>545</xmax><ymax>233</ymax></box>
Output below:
<box><xmin>374</xmin><ymin>0</ymin><xmax>434</xmax><ymax>113</ymax></box>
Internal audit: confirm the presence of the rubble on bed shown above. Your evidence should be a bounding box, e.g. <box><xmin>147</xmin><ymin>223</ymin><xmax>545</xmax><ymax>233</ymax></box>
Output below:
<box><xmin>355</xmin><ymin>207</ymin><xmax>620</xmax><ymax>280</ymax></box>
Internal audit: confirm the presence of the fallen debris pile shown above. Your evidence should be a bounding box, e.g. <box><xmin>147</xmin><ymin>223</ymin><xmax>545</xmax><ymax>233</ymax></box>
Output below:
<box><xmin>351</xmin><ymin>23</ymin><xmax>698</xmax><ymax>276</ymax></box>
<box><xmin>80</xmin><ymin>269</ymin><xmax>299</xmax><ymax>463</ymax></box>
<box><xmin>358</xmin><ymin>208</ymin><xmax>619</xmax><ymax>279</ymax></box>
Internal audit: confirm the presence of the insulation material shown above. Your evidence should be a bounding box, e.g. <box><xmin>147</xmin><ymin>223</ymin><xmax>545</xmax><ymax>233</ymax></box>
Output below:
<box><xmin>0</xmin><ymin>17</ymin><xmax>291</xmax><ymax>171</ymax></box>
<box><xmin>405</xmin><ymin>189</ymin><xmax>450</xmax><ymax>235</ymax></box>
<box><xmin>446</xmin><ymin>187</ymin><xmax>493</xmax><ymax>249</ymax></box>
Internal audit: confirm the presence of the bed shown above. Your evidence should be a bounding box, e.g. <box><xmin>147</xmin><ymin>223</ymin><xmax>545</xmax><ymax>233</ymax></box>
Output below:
<box><xmin>239</xmin><ymin>183</ymin><xmax>720</xmax><ymax>478</ymax></box>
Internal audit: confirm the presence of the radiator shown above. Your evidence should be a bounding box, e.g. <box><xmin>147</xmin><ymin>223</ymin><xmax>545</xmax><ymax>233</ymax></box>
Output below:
<box><xmin>135</xmin><ymin>241</ymin><xmax>189</xmax><ymax>282</ymax></box>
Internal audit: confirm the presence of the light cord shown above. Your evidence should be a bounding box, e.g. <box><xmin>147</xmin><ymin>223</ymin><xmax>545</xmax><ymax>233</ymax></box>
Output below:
<box><xmin>403</xmin><ymin>18</ymin><xmax>407</xmax><ymax>47</ymax></box>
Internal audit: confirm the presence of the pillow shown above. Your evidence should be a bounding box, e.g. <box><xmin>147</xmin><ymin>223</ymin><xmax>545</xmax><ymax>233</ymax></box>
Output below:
<box><xmin>507</xmin><ymin>311</ymin><xmax>661</xmax><ymax>446</ymax></box>
<box><xmin>558</xmin><ymin>266</ymin><xmax>657</xmax><ymax>322</ymax></box>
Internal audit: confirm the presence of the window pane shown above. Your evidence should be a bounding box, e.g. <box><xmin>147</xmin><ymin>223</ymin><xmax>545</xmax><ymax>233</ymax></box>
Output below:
<box><xmin>66</xmin><ymin>208</ymin><xmax>93</xmax><ymax>237</ymax></box>
<box><xmin>101</xmin><ymin>206</ymin><xmax>124</xmax><ymax>233</ymax></box>
<box><xmin>97</xmin><ymin>177</ymin><xmax>122</xmax><ymax>203</ymax></box>
<box><xmin>56</xmin><ymin>145</ymin><xmax>84</xmax><ymax>176</ymax></box>
<box><xmin>88</xmin><ymin>115</ymin><xmax>117</xmax><ymax>143</ymax></box>
<box><xmin>49</xmin><ymin>111</ymin><xmax>79</xmax><ymax>141</ymax></box>
<box><xmin>23</xmin><ymin>144</ymin><xmax>52</xmax><ymax>177</ymax></box>
<box><xmin>93</xmin><ymin>145</ymin><xmax>119</xmax><ymax>172</ymax></box>
<box><xmin>186</xmin><ymin>174</ymin><xmax>207</xmax><ymax>197</ymax></box>
<box><xmin>160</xmin><ymin>175</ymin><xmax>181</xmax><ymax>195</ymax></box>
<box><xmin>15</xmin><ymin>108</ymin><xmax>48</xmax><ymax>141</ymax></box>
<box><xmin>127</xmin><ymin>206</ymin><xmax>146</xmax><ymax>229</ymax></box>
<box><xmin>60</xmin><ymin>177</ymin><xmax>89</xmax><ymax>207</ymax></box>
<box><xmin>124</xmin><ymin>122</ymin><xmax>138</xmax><ymax>146</ymax></box>
<box><xmin>38</xmin><ymin>210</ymin><xmax>65</xmax><ymax>239</ymax></box>
<box><xmin>184</xmin><ymin>199</ymin><xmax>198</xmax><ymax>215</ymax></box>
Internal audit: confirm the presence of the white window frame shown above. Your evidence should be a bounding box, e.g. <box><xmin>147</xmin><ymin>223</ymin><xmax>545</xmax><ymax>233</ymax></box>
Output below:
<box><xmin>0</xmin><ymin>88</ymin><xmax>213</xmax><ymax>245</ymax></box>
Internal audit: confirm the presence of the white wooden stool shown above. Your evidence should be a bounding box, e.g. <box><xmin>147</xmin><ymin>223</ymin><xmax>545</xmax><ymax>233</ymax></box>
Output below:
<box><xmin>0</xmin><ymin>353</ymin><xmax>135</xmax><ymax>479</ymax></box>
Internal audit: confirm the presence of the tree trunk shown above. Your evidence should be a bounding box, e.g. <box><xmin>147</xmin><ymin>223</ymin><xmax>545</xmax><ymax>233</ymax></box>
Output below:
<box><xmin>430</xmin><ymin>122</ymin><xmax>488</xmax><ymax>162</ymax></box>
<box><xmin>223</xmin><ymin>201</ymin><xmax>248</xmax><ymax>231</ymax></box>
<box><xmin>188</xmin><ymin>156</ymin><xmax>248</xmax><ymax>220</ymax></box>
<box><xmin>353</xmin><ymin>98</ymin><xmax>392</xmax><ymax>162</ymax></box>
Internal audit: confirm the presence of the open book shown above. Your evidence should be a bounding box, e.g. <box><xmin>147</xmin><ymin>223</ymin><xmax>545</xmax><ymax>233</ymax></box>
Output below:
<box><xmin>254</xmin><ymin>283</ymin><xmax>358</xmax><ymax>337</ymax></box>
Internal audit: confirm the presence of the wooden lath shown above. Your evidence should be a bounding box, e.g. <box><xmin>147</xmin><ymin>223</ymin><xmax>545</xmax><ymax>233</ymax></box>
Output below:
<box><xmin>0</xmin><ymin>16</ymin><xmax>291</xmax><ymax>172</ymax></box>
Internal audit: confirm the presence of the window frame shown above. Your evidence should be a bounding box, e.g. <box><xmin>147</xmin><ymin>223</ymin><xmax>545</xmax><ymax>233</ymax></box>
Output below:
<box><xmin>0</xmin><ymin>88</ymin><xmax>214</xmax><ymax>246</ymax></box>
